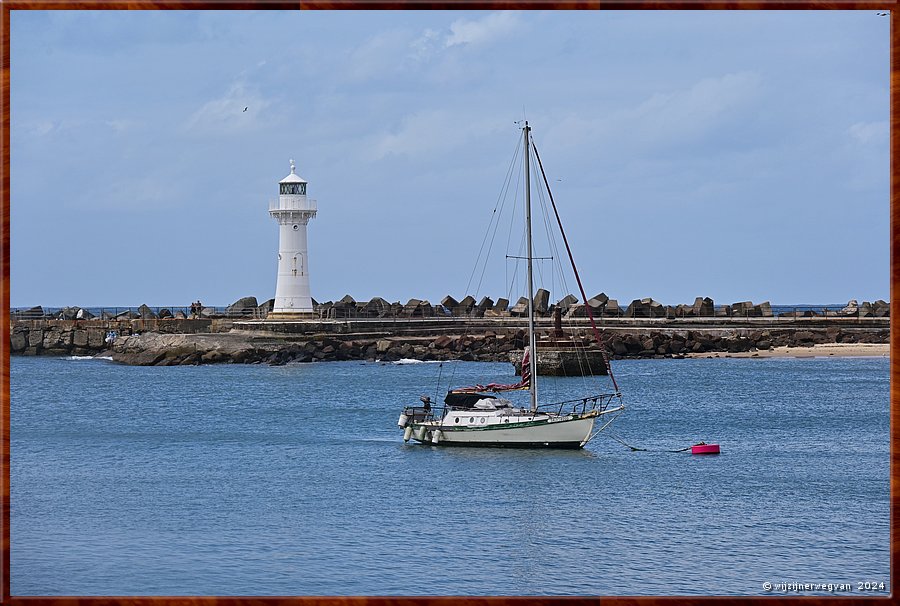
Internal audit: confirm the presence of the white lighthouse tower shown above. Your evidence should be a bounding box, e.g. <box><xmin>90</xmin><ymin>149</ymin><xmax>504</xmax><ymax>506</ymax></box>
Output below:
<box><xmin>269</xmin><ymin>159</ymin><xmax>318</xmax><ymax>317</ymax></box>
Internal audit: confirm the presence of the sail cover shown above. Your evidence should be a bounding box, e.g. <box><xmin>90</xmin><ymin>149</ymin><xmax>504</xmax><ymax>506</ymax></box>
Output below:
<box><xmin>451</xmin><ymin>347</ymin><xmax>531</xmax><ymax>394</ymax></box>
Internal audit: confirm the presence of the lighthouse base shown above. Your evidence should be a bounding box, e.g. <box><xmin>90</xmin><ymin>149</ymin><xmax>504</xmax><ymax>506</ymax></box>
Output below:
<box><xmin>266</xmin><ymin>311</ymin><xmax>318</xmax><ymax>320</ymax></box>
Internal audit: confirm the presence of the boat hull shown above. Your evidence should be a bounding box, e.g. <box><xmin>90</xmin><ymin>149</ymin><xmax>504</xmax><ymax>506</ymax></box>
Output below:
<box><xmin>411</xmin><ymin>413</ymin><xmax>597</xmax><ymax>449</ymax></box>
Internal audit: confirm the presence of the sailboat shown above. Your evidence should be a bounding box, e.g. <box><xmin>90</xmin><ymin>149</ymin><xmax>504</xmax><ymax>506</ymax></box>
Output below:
<box><xmin>397</xmin><ymin>122</ymin><xmax>625</xmax><ymax>448</ymax></box>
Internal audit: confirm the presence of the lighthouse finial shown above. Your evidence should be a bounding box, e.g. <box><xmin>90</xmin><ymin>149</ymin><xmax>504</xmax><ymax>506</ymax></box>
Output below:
<box><xmin>290</xmin><ymin>159</ymin><xmax>296</xmax><ymax>174</ymax></box>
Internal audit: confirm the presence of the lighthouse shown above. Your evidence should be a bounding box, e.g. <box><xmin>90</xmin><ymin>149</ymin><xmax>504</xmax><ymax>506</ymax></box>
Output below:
<box><xmin>269</xmin><ymin>159</ymin><xmax>317</xmax><ymax>317</ymax></box>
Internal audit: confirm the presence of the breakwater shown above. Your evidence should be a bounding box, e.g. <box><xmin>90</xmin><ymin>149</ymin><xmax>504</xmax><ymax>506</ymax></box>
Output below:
<box><xmin>9</xmin><ymin>316</ymin><xmax>890</xmax><ymax>367</ymax></box>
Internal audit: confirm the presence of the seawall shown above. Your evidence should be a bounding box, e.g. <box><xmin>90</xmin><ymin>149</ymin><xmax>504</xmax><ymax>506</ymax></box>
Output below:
<box><xmin>9</xmin><ymin>316</ymin><xmax>890</xmax><ymax>366</ymax></box>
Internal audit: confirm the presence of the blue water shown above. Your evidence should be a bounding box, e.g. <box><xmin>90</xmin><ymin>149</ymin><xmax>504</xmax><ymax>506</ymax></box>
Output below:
<box><xmin>10</xmin><ymin>355</ymin><xmax>890</xmax><ymax>596</ymax></box>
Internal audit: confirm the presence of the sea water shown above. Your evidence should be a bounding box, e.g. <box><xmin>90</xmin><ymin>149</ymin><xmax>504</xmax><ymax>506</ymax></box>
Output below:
<box><xmin>10</xmin><ymin>355</ymin><xmax>890</xmax><ymax>596</ymax></box>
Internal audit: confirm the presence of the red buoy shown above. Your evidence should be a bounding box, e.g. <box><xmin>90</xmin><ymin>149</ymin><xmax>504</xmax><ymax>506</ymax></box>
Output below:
<box><xmin>691</xmin><ymin>442</ymin><xmax>720</xmax><ymax>455</ymax></box>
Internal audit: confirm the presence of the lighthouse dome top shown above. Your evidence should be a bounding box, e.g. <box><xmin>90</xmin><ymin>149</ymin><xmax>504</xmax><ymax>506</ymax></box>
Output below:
<box><xmin>280</xmin><ymin>159</ymin><xmax>308</xmax><ymax>184</ymax></box>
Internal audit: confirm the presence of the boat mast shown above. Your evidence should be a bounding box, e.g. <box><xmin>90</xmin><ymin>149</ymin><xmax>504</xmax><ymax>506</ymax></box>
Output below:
<box><xmin>524</xmin><ymin>122</ymin><xmax>538</xmax><ymax>412</ymax></box>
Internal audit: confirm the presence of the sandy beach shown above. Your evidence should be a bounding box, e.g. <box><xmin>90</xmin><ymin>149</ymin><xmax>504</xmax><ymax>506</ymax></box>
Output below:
<box><xmin>686</xmin><ymin>342</ymin><xmax>889</xmax><ymax>359</ymax></box>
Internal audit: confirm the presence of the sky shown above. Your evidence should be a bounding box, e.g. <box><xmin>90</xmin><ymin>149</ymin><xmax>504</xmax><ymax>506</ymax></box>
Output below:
<box><xmin>9</xmin><ymin>10</ymin><xmax>890</xmax><ymax>308</ymax></box>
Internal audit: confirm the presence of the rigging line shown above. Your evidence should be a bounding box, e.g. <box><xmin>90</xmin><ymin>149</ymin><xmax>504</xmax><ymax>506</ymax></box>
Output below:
<box><xmin>605</xmin><ymin>431</ymin><xmax>694</xmax><ymax>453</ymax></box>
<box><xmin>531</xmin><ymin>139</ymin><xmax>620</xmax><ymax>394</ymax></box>
<box><xmin>464</xmin><ymin>135</ymin><xmax>522</xmax><ymax>297</ymax></box>
<box><xmin>433</xmin><ymin>362</ymin><xmax>444</xmax><ymax>406</ymax></box>
<box><xmin>474</xmin><ymin>141</ymin><xmax>521</xmax><ymax>299</ymax></box>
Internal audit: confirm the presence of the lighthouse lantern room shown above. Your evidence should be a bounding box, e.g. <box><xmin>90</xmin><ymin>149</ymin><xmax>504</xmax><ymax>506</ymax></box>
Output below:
<box><xmin>269</xmin><ymin>159</ymin><xmax>317</xmax><ymax>317</ymax></box>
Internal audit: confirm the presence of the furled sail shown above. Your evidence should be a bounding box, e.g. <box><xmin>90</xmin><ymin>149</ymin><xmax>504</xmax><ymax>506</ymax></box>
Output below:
<box><xmin>451</xmin><ymin>347</ymin><xmax>531</xmax><ymax>393</ymax></box>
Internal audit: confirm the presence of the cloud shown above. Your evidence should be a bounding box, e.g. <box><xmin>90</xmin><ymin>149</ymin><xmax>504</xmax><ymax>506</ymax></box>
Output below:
<box><xmin>31</xmin><ymin>120</ymin><xmax>58</xmax><ymax>137</ymax></box>
<box><xmin>370</xmin><ymin>110</ymin><xmax>501</xmax><ymax>160</ymax></box>
<box><xmin>847</xmin><ymin>120</ymin><xmax>888</xmax><ymax>145</ymax></box>
<box><xmin>410</xmin><ymin>28</ymin><xmax>441</xmax><ymax>63</ymax></box>
<box><xmin>185</xmin><ymin>80</ymin><xmax>272</xmax><ymax>135</ymax></box>
<box><xmin>549</xmin><ymin>71</ymin><xmax>764</xmax><ymax>158</ymax></box>
<box><xmin>445</xmin><ymin>11</ymin><xmax>523</xmax><ymax>48</ymax></box>
<box><xmin>105</xmin><ymin>119</ymin><xmax>138</xmax><ymax>134</ymax></box>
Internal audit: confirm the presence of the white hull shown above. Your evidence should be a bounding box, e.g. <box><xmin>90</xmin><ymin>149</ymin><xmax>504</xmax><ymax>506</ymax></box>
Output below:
<box><xmin>411</xmin><ymin>411</ymin><xmax>599</xmax><ymax>449</ymax></box>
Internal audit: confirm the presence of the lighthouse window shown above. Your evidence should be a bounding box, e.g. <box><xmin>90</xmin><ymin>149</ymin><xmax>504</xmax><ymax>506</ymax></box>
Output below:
<box><xmin>280</xmin><ymin>183</ymin><xmax>306</xmax><ymax>195</ymax></box>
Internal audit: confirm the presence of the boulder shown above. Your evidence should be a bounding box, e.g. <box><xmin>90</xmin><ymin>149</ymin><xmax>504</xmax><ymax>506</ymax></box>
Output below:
<box><xmin>510</xmin><ymin>296</ymin><xmax>529</xmax><ymax>317</ymax></box>
<box><xmin>257</xmin><ymin>298</ymin><xmax>275</xmax><ymax>317</ymax></box>
<box><xmin>533</xmin><ymin>289</ymin><xmax>550</xmax><ymax>314</ymax></box>
<box><xmin>731</xmin><ymin>301</ymin><xmax>754</xmax><ymax>317</ymax></box>
<box><xmin>564</xmin><ymin>304</ymin><xmax>586</xmax><ymax>318</ymax></box>
<box><xmin>173</xmin><ymin>310</ymin><xmax>187</xmax><ymax>319</ymax></box>
<box><xmin>624</xmin><ymin>299</ymin><xmax>646</xmax><ymax>318</ymax></box>
<box><xmin>338</xmin><ymin>294</ymin><xmax>356</xmax><ymax>306</ymax></box>
<box><xmin>226</xmin><ymin>296</ymin><xmax>259</xmax><ymax>317</ymax></box>
<box><xmin>494</xmin><ymin>298</ymin><xmax>510</xmax><ymax>312</ymax></box>
<box><xmin>840</xmin><ymin>300</ymin><xmax>859</xmax><ymax>316</ymax></box>
<box><xmin>75</xmin><ymin>308</ymin><xmax>95</xmax><ymax>320</ymax></box>
<box><xmin>477</xmin><ymin>296</ymin><xmax>494</xmax><ymax>311</ymax></box>
<box><xmin>57</xmin><ymin>306</ymin><xmax>80</xmax><ymax>320</ymax></box>
<box><xmin>364</xmin><ymin>297</ymin><xmax>391</xmax><ymax>317</ymax></box>
<box><xmin>754</xmin><ymin>301</ymin><xmax>773</xmax><ymax>317</ymax></box>
<box><xmin>138</xmin><ymin>304</ymin><xmax>157</xmax><ymax>319</ymax></box>
<box><xmin>590</xmin><ymin>292</ymin><xmax>609</xmax><ymax>306</ymax></box>
<box><xmin>873</xmin><ymin>299</ymin><xmax>889</xmax><ymax>317</ymax></box>
<box><xmin>556</xmin><ymin>294</ymin><xmax>579</xmax><ymax>311</ymax></box>
<box><xmin>158</xmin><ymin>308</ymin><xmax>173</xmax><ymax>319</ymax></box>
<box><xmin>441</xmin><ymin>295</ymin><xmax>460</xmax><ymax>309</ymax></box>
<box><xmin>20</xmin><ymin>305</ymin><xmax>43</xmax><ymax>319</ymax></box>
<box><xmin>604</xmin><ymin>299</ymin><xmax>620</xmax><ymax>317</ymax></box>
<box><xmin>692</xmin><ymin>297</ymin><xmax>715</xmax><ymax>317</ymax></box>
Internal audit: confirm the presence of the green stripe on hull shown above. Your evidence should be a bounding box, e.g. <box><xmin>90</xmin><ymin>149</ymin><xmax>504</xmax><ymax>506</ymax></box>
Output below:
<box><xmin>417</xmin><ymin>440</ymin><xmax>584</xmax><ymax>450</ymax></box>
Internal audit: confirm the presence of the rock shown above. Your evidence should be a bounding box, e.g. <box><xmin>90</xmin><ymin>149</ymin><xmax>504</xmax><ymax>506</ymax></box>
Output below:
<box><xmin>755</xmin><ymin>301</ymin><xmax>773</xmax><ymax>317</ymax></box>
<box><xmin>510</xmin><ymin>297</ymin><xmax>529</xmax><ymax>316</ymax></box>
<box><xmin>533</xmin><ymin>289</ymin><xmax>550</xmax><ymax>314</ymax></box>
<box><xmin>556</xmin><ymin>294</ymin><xmax>579</xmax><ymax>310</ymax></box>
<box><xmin>691</xmin><ymin>297</ymin><xmax>715</xmax><ymax>317</ymax></box>
<box><xmin>363</xmin><ymin>297</ymin><xmax>390</xmax><ymax>317</ymax></box>
<box><xmin>433</xmin><ymin>335</ymin><xmax>453</xmax><ymax>349</ymax></box>
<box><xmin>564</xmin><ymin>304</ymin><xmax>586</xmax><ymax>318</ymax></box>
<box><xmin>376</xmin><ymin>339</ymin><xmax>392</xmax><ymax>354</ymax></box>
<box><xmin>138</xmin><ymin>304</ymin><xmax>157</xmax><ymax>319</ymax></box>
<box><xmin>226</xmin><ymin>296</ymin><xmax>259</xmax><ymax>317</ymax></box>
<box><xmin>57</xmin><ymin>306</ymin><xmax>80</xmax><ymax>320</ymax></box>
<box><xmin>604</xmin><ymin>299</ymin><xmax>620</xmax><ymax>317</ymax></box>
<box><xmin>116</xmin><ymin>309</ymin><xmax>138</xmax><ymax>320</ymax></box>
<box><xmin>477</xmin><ymin>296</ymin><xmax>494</xmax><ymax>311</ymax></box>
<box><xmin>257</xmin><ymin>298</ymin><xmax>275</xmax><ymax>317</ymax></box>
<box><xmin>11</xmin><ymin>330</ymin><xmax>27</xmax><ymax>351</ymax></box>
<box><xmin>873</xmin><ymin>299</ymin><xmax>889</xmax><ymax>317</ymax></box>
<box><xmin>402</xmin><ymin>299</ymin><xmax>433</xmax><ymax>317</ymax></box>
<box><xmin>19</xmin><ymin>305</ymin><xmax>43</xmax><ymax>319</ymax></box>
<box><xmin>76</xmin><ymin>308</ymin><xmax>95</xmax><ymax>320</ymax></box>
<box><xmin>840</xmin><ymin>299</ymin><xmax>859</xmax><ymax>316</ymax></box>
<box><xmin>731</xmin><ymin>301</ymin><xmax>754</xmax><ymax>317</ymax></box>
<box><xmin>173</xmin><ymin>310</ymin><xmax>187</xmax><ymax>319</ymax></box>
<box><xmin>158</xmin><ymin>308</ymin><xmax>173</xmax><ymax>319</ymax></box>
<box><xmin>494</xmin><ymin>298</ymin><xmax>509</xmax><ymax>312</ymax></box>
<box><xmin>441</xmin><ymin>295</ymin><xmax>460</xmax><ymax>309</ymax></box>
<box><xmin>590</xmin><ymin>292</ymin><xmax>609</xmax><ymax>306</ymax></box>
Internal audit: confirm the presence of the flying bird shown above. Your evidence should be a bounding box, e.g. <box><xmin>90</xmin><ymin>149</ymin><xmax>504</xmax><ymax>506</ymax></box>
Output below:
<box><xmin>877</xmin><ymin>11</ymin><xmax>889</xmax><ymax>16</ymax></box>
<box><xmin>243</xmin><ymin>106</ymin><xmax>248</xmax><ymax>112</ymax></box>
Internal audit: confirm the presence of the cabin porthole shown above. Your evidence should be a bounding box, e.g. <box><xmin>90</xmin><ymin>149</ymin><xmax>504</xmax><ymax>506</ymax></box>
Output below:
<box><xmin>454</xmin><ymin>418</ymin><xmax>459</xmax><ymax>424</ymax></box>
<box><xmin>469</xmin><ymin>417</ymin><xmax>474</xmax><ymax>423</ymax></box>
<box><xmin>480</xmin><ymin>418</ymin><xmax>486</xmax><ymax>424</ymax></box>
